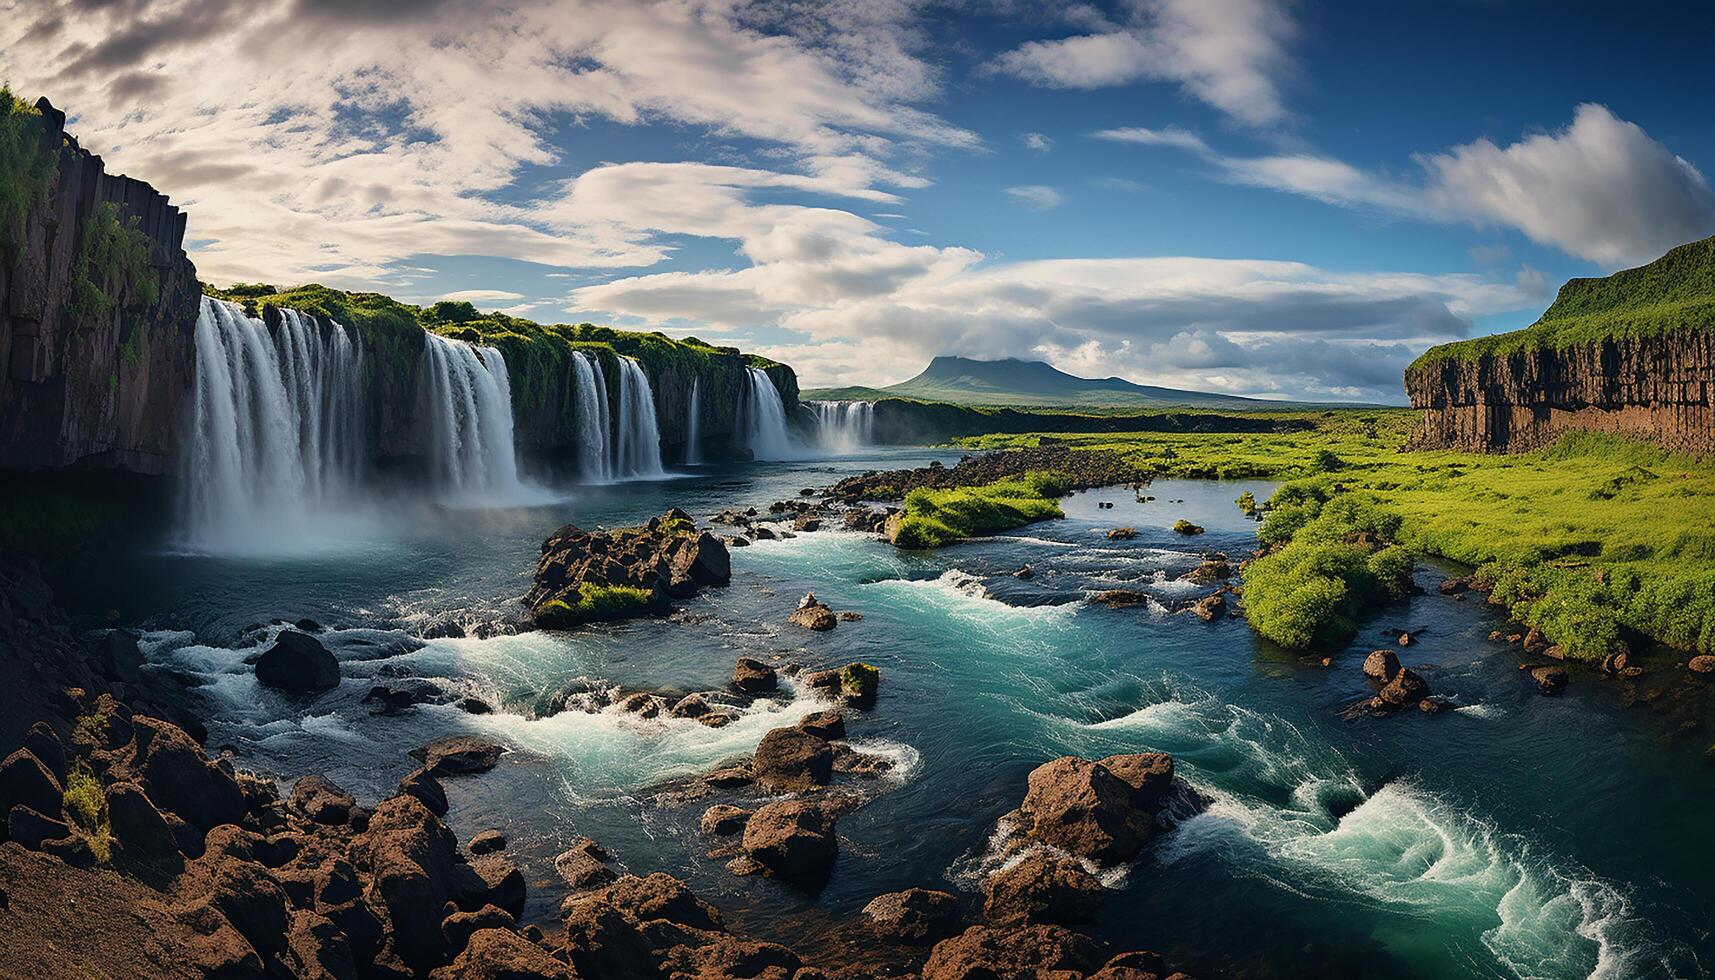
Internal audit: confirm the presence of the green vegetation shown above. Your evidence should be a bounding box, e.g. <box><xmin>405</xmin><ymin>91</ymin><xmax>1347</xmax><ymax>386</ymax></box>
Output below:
<box><xmin>890</xmin><ymin>471</ymin><xmax>1068</xmax><ymax>548</ymax></box>
<box><xmin>1235</xmin><ymin>491</ymin><xmax>1258</xmax><ymax>516</ymax></box>
<box><xmin>1172</xmin><ymin>520</ymin><xmax>1204</xmax><ymax>535</ymax></box>
<box><xmin>69</xmin><ymin>201</ymin><xmax>159</xmax><ymax>322</ymax></box>
<box><xmin>63</xmin><ymin>760</ymin><xmax>113</xmax><ymax>864</ymax></box>
<box><xmin>954</xmin><ymin>415</ymin><xmax>1715</xmax><ymax>659</ymax></box>
<box><xmin>1</xmin><ymin>87</ymin><xmax>55</xmax><ymax>253</ymax></box>
<box><xmin>1411</xmin><ymin>235</ymin><xmax>1715</xmax><ymax>368</ymax></box>
<box><xmin>534</xmin><ymin>583</ymin><xmax>659</xmax><ymax>628</ymax></box>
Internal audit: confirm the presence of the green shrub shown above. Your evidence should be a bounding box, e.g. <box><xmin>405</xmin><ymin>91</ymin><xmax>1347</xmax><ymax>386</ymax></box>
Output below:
<box><xmin>1235</xmin><ymin>491</ymin><xmax>1258</xmax><ymax>516</ymax></box>
<box><xmin>0</xmin><ymin>88</ymin><xmax>54</xmax><ymax>252</ymax></box>
<box><xmin>63</xmin><ymin>760</ymin><xmax>113</xmax><ymax>863</ymax></box>
<box><xmin>534</xmin><ymin>583</ymin><xmax>658</xmax><ymax>628</ymax></box>
<box><xmin>890</xmin><ymin>472</ymin><xmax>1066</xmax><ymax>548</ymax></box>
<box><xmin>68</xmin><ymin>201</ymin><xmax>158</xmax><ymax>322</ymax></box>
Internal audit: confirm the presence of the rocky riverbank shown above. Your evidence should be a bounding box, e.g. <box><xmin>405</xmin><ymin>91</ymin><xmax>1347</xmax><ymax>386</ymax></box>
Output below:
<box><xmin>829</xmin><ymin>446</ymin><xmax>1142</xmax><ymax>502</ymax></box>
<box><xmin>524</xmin><ymin>510</ymin><xmax>731</xmax><ymax>628</ymax></box>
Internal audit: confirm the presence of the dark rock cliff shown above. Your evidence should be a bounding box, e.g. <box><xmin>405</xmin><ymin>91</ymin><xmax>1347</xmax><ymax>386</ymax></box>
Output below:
<box><xmin>0</xmin><ymin>98</ymin><xmax>200</xmax><ymax>474</ymax></box>
<box><xmin>1405</xmin><ymin>333</ymin><xmax>1715</xmax><ymax>455</ymax></box>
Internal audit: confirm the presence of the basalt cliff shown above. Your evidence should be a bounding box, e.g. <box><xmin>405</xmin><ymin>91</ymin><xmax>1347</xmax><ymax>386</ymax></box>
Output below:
<box><xmin>1406</xmin><ymin>237</ymin><xmax>1715</xmax><ymax>456</ymax></box>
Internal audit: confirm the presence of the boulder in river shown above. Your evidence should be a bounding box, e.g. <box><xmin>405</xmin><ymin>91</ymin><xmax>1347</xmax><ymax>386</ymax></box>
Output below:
<box><xmin>788</xmin><ymin>593</ymin><xmax>838</xmax><ymax>631</ymax></box>
<box><xmin>1530</xmin><ymin>665</ymin><xmax>1568</xmax><ymax>695</ymax></box>
<box><xmin>1172</xmin><ymin>520</ymin><xmax>1204</xmax><ymax>535</ymax></box>
<box><xmin>982</xmin><ymin>851</ymin><xmax>1105</xmax><ymax>925</ymax></box>
<box><xmin>1106</xmin><ymin>527</ymin><xmax>1135</xmax><ymax>540</ymax></box>
<box><xmin>1015</xmin><ymin>756</ymin><xmax>1153</xmax><ymax>864</ymax></box>
<box><xmin>524</xmin><ymin>512</ymin><xmax>728</xmax><ymax>628</ymax></box>
<box><xmin>751</xmin><ymin>728</ymin><xmax>833</xmax><ymax>793</ymax></box>
<box><xmin>795</xmin><ymin>708</ymin><xmax>846</xmax><ymax>741</ymax></box>
<box><xmin>731</xmin><ymin>657</ymin><xmax>777</xmax><ymax>694</ymax></box>
<box><xmin>1092</xmin><ymin>589</ymin><xmax>1151</xmax><ymax>609</ymax></box>
<box><xmin>803</xmin><ymin>662</ymin><xmax>880</xmax><ymax>708</ymax></box>
<box><xmin>288</xmin><ymin>775</ymin><xmax>355</xmax><ymax>825</ymax></box>
<box><xmin>254</xmin><ymin>631</ymin><xmax>339</xmax><ymax>693</ymax></box>
<box><xmin>1181</xmin><ymin>557</ymin><xmax>1232</xmax><ymax>584</ymax></box>
<box><xmin>1188</xmin><ymin>593</ymin><xmax>1225</xmax><ymax>621</ymax></box>
<box><xmin>1372</xmin><ymin>667</ymin><xmax>1430</xmax><ymax>711</ymax></box>
<box><xmin>739</xmin><ymin>799</ymin><xmax>838</xmax><ymax>879</ymax></box>
<box><xmin>1362</xmin><ymin>649</ymin><xmax>1400</xmax><ymax>681</ymax></box>
<box><xmin>863</xmin><ymin>887</ymin><xmax>963</xmax><ymax>945</ymax></box>
<box><xmin>1688</xmin><ymin>655</ymin><xmax>1715</xmax><ymax>676</ymax></box>
<box><xmin>412</xmin><ymin>736</ymin><xmax>504</xmax><ymax>776</ymax></box>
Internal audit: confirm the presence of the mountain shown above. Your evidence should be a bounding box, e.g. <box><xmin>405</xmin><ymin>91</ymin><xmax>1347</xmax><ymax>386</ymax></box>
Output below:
<box><xmin>804</xmin><ymin>356</ymin><xmax>1289</xmax><ymax>410</ymax></box>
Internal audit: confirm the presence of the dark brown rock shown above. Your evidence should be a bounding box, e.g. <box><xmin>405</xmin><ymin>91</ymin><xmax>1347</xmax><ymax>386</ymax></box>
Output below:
<box><xmin>922</xmin><ymin>924</ymin><xmax>1106</xmax><ymax>980</ymax></box>
<box><xmin>554</xmin><ymin>838</ymin><xmax>617</xmax><ymax>890</ymax></box>
<box><xmin>290</xmin><ymin>775</ymin><xmax>355</xmax><ymax>825</ymax></box>
<box><xmin>1531</xmin><ymin>665</ymin><xmax>1569</xmax><ymax>695</ymax></box>
<box><xmin>1363</xmin><ymin>649</ymin><xmax>1401</xmax><ymax>681</ymax></box>
<box><xmin>399</xmin><ymin>768</ymin><xmax>448</xmax><ymax>816</ymax></box>
<box><xmin>1096</xmin><ymin>752</ymin><xmax>1175</xmax><ymax>813</ymax></box>
<box><xmin>751</xmin><ymin>728</ymin><xmax>833</xmax><ymax>793</ymax></box>
<box><xmin>469</xmin><ymin>829</ymin><xmax>507</xmax><ymax>855</ymax></box>
<box><xmin>255</xmin><ymin>631</ymin><xmax>340</xmax><ymax>693</ymax></box>
<box><xmin>740</xmin><ymin>800</ymin><xmax>837</xmax><ymax>878</ymax></box>
<box><xmin>732</xmin><ymin>657</ymin><xmax>778</xmax><ymax>694</ymax></box>
<box><xmin>430</xmin><ymin>927</ymin><xmax>562</xmax><ymax>980</ymax></box>
<box><xmin>7</xmin><ymin>806</ymin><xmax>71</xmax><ymax>851</ymax></box>
<box><xmin>982</xmin><ymin>852</ymin><xmax>1105</xmax><ymax>925</ymax></box>
<box><xmin>413</xmin><ymin>736</ymin><xmax>504</xmax><ymax>775</ymax></box>
<box><xmin>0</xmin><ymin>748</ymin><xmax>62</xmax><ymax>825</ymax></box>
<box><xmin>130</xmin><ymin>716</ymin><xmax>248</xmax><ymax>831</ymax></box>
<box><xmin>1017</xmin><ymin>757</ymin><xmax>1151</xmax><ymax>863</ymax></box>
<box><xmin>788</xmin><ymin>594</ymin><xmax>838</xmax><ymax>631</ymax></box>
<box><xmin>1374</xmin><ymin>667</ymin><xmax>1430</xmax><ymax>710</ymax></box>
<box><xmin>699</xmin><ymin>804</ymin><xmax>751</xmax><ymax>836</ymax></box>
<box><xmin>863</xmin><ymin>887</ymin><xmax>963</xmax><ymax>945</ymax></box>
<box><xmin>794</xmin><ymin>709</ymin><xmax>846</xmax><ymax>741</ymax></box>
<box><xmin>1188</xmin><ymin>593</ymin><xmax>1225</xmax><ymax>622</ymax></box>
<box><xmin>286</xmin><ymin>909</ymin><xmax>359</xmax><ymax>980</ymax></box>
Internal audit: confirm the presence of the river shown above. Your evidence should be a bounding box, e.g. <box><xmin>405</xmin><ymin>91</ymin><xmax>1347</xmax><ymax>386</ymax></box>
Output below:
<box><xmin>77</xmin><ymin>449</ymin><xmax>1714</xmax><ymax>979</ymax></box>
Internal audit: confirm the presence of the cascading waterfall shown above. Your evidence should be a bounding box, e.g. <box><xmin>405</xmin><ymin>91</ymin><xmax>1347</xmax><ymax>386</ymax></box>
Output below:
<box><xmin>571</xmin><ymin>351</ymin><xmax>613</xmax><ymax>482</ymax></box>
<box><xmin>182</xmin><ymin>297</ymin><xmax>365</xmax><ymax>552</ymax></box>
<box><xmin>742</xmin><ymin>367</ymin><xmax>797</xmax><ymax>460</ymax></box>
<box><xmin>421</xmin><ymin>333</ymin><xmax>527</xmax><ymax>500</ymax></box>
<box><xmin>614</xmin><ymin>357</ymin><xmax>665</xmax><ymax>478</ymax></box>
<box><xmin>685</xmin><ymin>378</ymin><xmax>702</xmax><ymax>465</ymax></box>
<box><xmin>810</xmin><ymin>399</ymin><xmax>873</xmax><ymax>453</ymax></box>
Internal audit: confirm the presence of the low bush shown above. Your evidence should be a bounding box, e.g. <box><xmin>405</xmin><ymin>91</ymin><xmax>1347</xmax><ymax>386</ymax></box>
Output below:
<box><xmin>534</xmin><ymin>583</ymin><xmax>659</xmax><ymax>628</ymax></box>
<box><xmin>890</xmin><ymin>471</ymin><xmax>1067</xmax><ymax>548</ymax></box>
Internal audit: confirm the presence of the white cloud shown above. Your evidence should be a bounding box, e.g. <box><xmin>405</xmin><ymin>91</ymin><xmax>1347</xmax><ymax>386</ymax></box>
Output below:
<box><xmin>992</xmin><ymin>0</ymin><xmax>1299</xmax><ymax>127</ymax></box>
<box><xmin>0</xmin><ymin>0</ymin><xmax>976</xmax><ymax>286</ymax></box>
<box><xmin>1102</xmin><ymin>104</ymin><xmax>1715</xmax><ymax>267</ymax></box>
<box><xmin>1022</xmin><ymin>132</ymin><xmax>1053</xmax><ymax>152</ymax></box>
<box><xmin>1003</xmin><ymin>185</ymin><xmax>1064</xmax><ymax>211</ymax></box>
<box><xmin>1418</xmin><ymin>104</ymin><xmax>1715</xmax><ymax>267</ymax></box>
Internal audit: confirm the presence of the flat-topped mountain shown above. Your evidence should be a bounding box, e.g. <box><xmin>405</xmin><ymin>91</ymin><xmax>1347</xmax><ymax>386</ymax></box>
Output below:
<box><xmin>808</xmin><ymin>355</ymin><xmax>1280</xmax><ymax>409</ymax></box>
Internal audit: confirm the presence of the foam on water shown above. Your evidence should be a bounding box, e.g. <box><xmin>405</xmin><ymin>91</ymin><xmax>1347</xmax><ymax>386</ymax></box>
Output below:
<box><xmin>1067</xmin><ymin>680</ymin><xmax>1677</xmax><ymax>979</ymax></box>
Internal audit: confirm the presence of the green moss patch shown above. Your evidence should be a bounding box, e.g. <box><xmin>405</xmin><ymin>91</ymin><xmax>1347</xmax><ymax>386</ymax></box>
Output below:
<box><xmin>890</xmin><ymin>471</ymin><xmax>1068</xmax><ymax>548</ymax></box>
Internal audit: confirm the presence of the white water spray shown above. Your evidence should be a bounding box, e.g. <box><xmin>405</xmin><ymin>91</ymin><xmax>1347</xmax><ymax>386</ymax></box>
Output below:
<box><xmin>742</xmin><ymin>367</ymin><xmax>797</xmax><ymax>460</ymax></box>
<box><xmin>614</xmin><ymin>357</ymin><xmax>665</xmax><ymax>478</ymax></box>
<box><xmin>685</xmin><ymin>378</ymin><xmax>702</xmax><ymax>465</ymax></box>
<box><xmin>571</xmin><ymin>351</ymin><xmax>612</xmax><ymax>482</ymax></box>
<box><xmin>181</xmin><ymin>297</ymin><xmax>364</xmax><ymax>552</ymax></box>
<box><xmin>809</xmin><ymin>399</ymin><xmax>873</xmax><ymax>453</ymax></box>
<box><xmin>421</xmin><ymin>333</ymin><xmax>527</xmax><ymax>500</ymax></box>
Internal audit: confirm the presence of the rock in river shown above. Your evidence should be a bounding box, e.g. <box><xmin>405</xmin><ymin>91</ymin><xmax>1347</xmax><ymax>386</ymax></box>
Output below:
<box><xmin>788</xmin><ymin>593</ymin><xmax>838</xmax><ymax>631</ymax></box>
<box><xmin>864</xmin><ymin>887</ymin><xmax>963</xmax><ymax>945</ymax></box>
<box><xmin>254</xmin><ymin>631</ymin><xmax>339</xmax><ymax>693</ymax></box>
<box><xmin>739</xmin><ymin>799</ymin><xmax>838</xmax><ymax>879</ymax></box>
<box><xmin>751</xmin><ymin>727</ymin><xmax>833</xmax><ymax>793</ymax></box>
<box><xmin>412</xmin><ymin>736</ymin><xmax>504</xmax><ymax>776</ymax></box>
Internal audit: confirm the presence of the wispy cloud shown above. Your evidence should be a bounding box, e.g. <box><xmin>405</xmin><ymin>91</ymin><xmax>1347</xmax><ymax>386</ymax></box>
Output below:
<box><xmin>1004</xmin><ymin>185</ymin><xmax>1064</xmax><ymax>211</ymax></box>
<box><xmin>1021</xmin><ymin>132</ymin><xmax>1053</xmax><ymax>152</ymax></box>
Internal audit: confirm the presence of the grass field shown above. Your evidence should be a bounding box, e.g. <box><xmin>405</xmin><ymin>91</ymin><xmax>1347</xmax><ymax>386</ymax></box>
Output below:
<box><xmin>955</xmin><ymin>411</ymin><xmax>1715</xmax><ymax>660</ymax></box>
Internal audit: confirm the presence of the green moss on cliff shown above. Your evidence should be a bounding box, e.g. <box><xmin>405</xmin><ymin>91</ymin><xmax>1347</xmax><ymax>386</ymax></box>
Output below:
<box><xmin>1410</xmin><ymin>235</ymin><xmax>1715</xmax><ymax>370</ymax></box>
<box><xmin>69</xmin><ymin>202</ymin><xmax>159</xmax><ymax>323</ymax></box>
<box><xmin>1</xmin><ymin>88</ymin><xmax>56</xmax><ymax>253</ymax></box>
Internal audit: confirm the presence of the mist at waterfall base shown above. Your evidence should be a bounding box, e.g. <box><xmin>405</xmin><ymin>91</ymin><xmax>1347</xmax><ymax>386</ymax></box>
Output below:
<box><xmin>98</xmin><ymin>454</ymin><xmax>1715</xmax><ymax>979</ymax></box>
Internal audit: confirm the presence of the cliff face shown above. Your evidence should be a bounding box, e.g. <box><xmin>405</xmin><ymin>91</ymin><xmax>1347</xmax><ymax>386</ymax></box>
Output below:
<box><xmin>0</xmin><ymin>99</ymin><xmax>200</xmax><ymax>474</ymax></box>
<box><xmin>1406</xmin><ymin>333</ymin><xmax>1715</xmax><ymax>455</ymax></box>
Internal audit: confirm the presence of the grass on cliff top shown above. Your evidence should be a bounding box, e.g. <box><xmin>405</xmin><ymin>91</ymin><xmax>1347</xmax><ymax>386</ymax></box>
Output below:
<box><xmin>1</xmin><ymin>87</ymin><xmax>55</xmax><ymax>252</ymax></box>
<box><xmin>1410</xmin><ymin>235</ymin><xmax>1715</xmax><ymax>370</ymax></box>
<box><xmin>956</xmin><ymin>415</ymin><xmax>1715</xmax><ymax>659</ymax></box>
<box><xmin>891</xmin><ymin>471</ymin><xmax>1069</xmax><ymax>549</ymax></box>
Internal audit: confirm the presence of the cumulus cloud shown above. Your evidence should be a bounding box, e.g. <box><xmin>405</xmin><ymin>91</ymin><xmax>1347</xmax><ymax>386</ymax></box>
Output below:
<box><xmin>1102</xmin><ymin>104</ymin><xmax>1715</xmax><ymax>267</ymax></box>
<box><xmin>437</xmin><ymin>290</ymin><xmax>524</xmax><ymax>304</ymax></box>
<box><xmin>559</xmin><ymin>166</ymin><xmax>1538</xmax><ymax>401</ymax></box>
<box><xmin>0</xmin><ymin>0</ymin><xmax>975</xmax><ymax>285</ymax></box>
<box><xmin>991</xmin><ymin>0</ymin><xmax>1299</xmax><ymax>127</ymax></box>
<box><xmin>1021</xmin><ymin>132</ymin><xmax>1053</xmax><ymax>152</ymax></box>
<box><xmin>1004</xmin><ymin>185</ymin><xmax>1064</xmax><ymax>210</ymax></box>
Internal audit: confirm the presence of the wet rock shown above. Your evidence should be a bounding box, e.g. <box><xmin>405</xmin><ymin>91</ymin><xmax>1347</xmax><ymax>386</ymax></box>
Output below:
<box><xmin>412</xmin><ymin>736</ymin><xmax>504</xmax><ymax>776</ymax></box>
<box><xmin>982</xmin><ymin>851</ymin><xmax>1105</xmax><ymax>925</ymax></box>
<box><xmin>459</xmin><ymin>696</ymin><xmax>493</xmax><ymax>715</ymax></box>
<box><xmin>466</xmin><ymin>855</ymin><xmax>527</xmax><ymax>918</ymax></box>
<box><xmin>1438</xmin><ymin>576</ymin><xmax>1472</xmax><ymax>595</ymax></box>
<box><xmin>360</xmin><ymin>679</ymin><xmax>445</xmax><ymax>715</ymax></box>
<box><xmin>1522</xmin><ymin>628</ymin><xmax>1549</xmax><ymax>654</ymax></box>
<box><xmin>795</xmin><ymin>708</ymin><xmax>846</xmax><ymax>741</ymax></box>
<box><xmin>254</xmin><ymin>631</ymin><xmax>340</xmax><ymax>693</ymax></box>
<box><xmin>1096</xmin><ymin>752</ymin><xmax>1174</xmax><ymax>813</ymax></box>
<box><xmin>863</xmin><ymin>887</ymin><xmax>963</xmax><ymax>945</ymax></box>
<box><xmin>1092</xmin><ymin>589</ymin><xmax>1151</xmax><ymax>609</ymax></box>
<box><xmin>751</xmin><ymin>728</ymin><xmax>833</xmax><ymax>793</ymax></box>
<box><xmin>1181</xmin><ymin>558</ymin><xmax>1231</xmax><ymax>584</ymax></box>
<box><xmin>1373</xmin><ymin>668</ymin><xmax>1430</xmax><ymax>710</ymax></box>
<box><xmin>1188</xmin><ymin>593</ymin><xmax>1225</xmax><ymax>622</ymax></box>
<box><xmin>97</xmin><ymin>629</ymin><xmax>144</xmax><ymax>683</ymax></box>
<box><xmin>289</xmin><ymin>775</ymin><xmax>355</xmax><ymax>825</ymax></box>
<box><xmin>731</xmin><ymin>657</ymin><xmax>778</xmax><ymax>694</ymax></box>
<box><xmin>1012</xmin><ymin>564</ymin><xmax>1035</xmax><ymax>579</ymax></box>
<box><xmin>1106</xmin><ymin>527</ymin><xmax>1136</xmax><ymax>540</ymax></box>
<box><xmin>1017</xmin><ymin>756</ymin><xmax>1151</xmax><ymax>863</ymax></box>
<box><xmin>922</xmin><ymin>924</ymin><xmax>1105</xmax><ymax>980</ymax></box>
<box><xmin>837</xmin><ymin>610</ymin><xmax>863</xmax><ymax>622</ymax></box>
<box><xmin>788</xmin><ymin>594</ymin><xmax>838</xmax><ymax>632</ymax></box>
<box><xmin>398</xmin><ymin>768</ymin><xmax>448</xmax><ymax>817</ymax></box>
<box><xmin>439</xmin><ymin>905</ymin><xmax>515</xmax><ymax>957</ymax></box>
<box><xmin>1530</xmin><ymin>666</ymin><xmax>1568</xmax><ymax>695</ymax></box>
<box><xmin>617</xmin><ymin>692</ymin><xmax>664</xmax><ymax>718</ymax></box>
<box><xmin>1689</xmin><ymin>655</ymin><xmax>1715</xmax><ymax>676</ymax></box>
<box><xmin>469</xmin><ymin>829</ymin><xmax>507</xmax><ymax>855</ymax></box>
<box><xmin>670</xmin><ymin>693</ymin><xmax>712</xmax><ymax>719</ymax></box>
<box><xmin>1362</xmin><ymin>649</ymin><xmax>1400</xmax><ymax>681</ymax></box>
<box><xmin>704</xmin><ymin>766</ymin><xmax>753</xmax><ymax>789</ymax></box>
<box><xmin>554</xmin><ymin>838</ymin><xmax>617</xmax><ymax>890</ymax></box>
<box><xmin>1397</xmin><ymin>631</ymin><xmax>1416</xmax><ymax>647</ymax></box>
<box><xmin>699</xmin><ymin>804</ymin><xmax>751</xmax><ymax>836</ymax></box>
<box><xmin>740</xmin><ymin>799</ymin><xmax>837</xmax><ymax>879</ymax></box>
<box><xmin>803</xmin><ymin>662</ymin><xmax>880</xmax><ymax>708</ymax></box>
<box><xmin>286</xmin><ymin>908</ymin><xmax>358</xmax><ymax>980</ymax></box>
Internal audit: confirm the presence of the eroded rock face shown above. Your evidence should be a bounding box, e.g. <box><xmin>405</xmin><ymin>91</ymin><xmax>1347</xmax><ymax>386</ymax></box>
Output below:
<box><xmin>1406</xmin><ymin>328</ymin><xmax>1715</xmax><ymax>457</ymax></box>
<box><xmin>1016</xmin><ymin>757</ymin><xmax>1153</xmax><ymax>864</ymax></box>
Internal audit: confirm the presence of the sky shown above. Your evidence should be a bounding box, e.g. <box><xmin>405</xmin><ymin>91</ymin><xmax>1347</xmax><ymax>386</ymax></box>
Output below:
<box><xmin>4</xmin><ymin>0</ymin><xmax>1714</xmax><ymax>403</ymax></box>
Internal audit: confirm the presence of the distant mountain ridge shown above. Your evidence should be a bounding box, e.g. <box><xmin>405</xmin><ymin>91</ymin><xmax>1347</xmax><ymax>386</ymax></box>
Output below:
<box><xmin>805</xmin><ymin>356</ymin><xmax>1288</xmax><ymax>409</ymax></box>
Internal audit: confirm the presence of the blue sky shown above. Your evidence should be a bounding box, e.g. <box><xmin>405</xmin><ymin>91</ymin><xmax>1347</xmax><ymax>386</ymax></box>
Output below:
<box><xmin>8</xmin><ymin>0</ymin><xmax>1714</xmax><ymax>401</ymax></box>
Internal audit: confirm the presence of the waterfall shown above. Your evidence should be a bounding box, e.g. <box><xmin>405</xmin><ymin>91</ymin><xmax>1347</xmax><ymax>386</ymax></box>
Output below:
<box><xmin>685</xmin><ymin>378</ymin><xmax>702</xmax><ymax>465</ymax></box>
<box><xmin>571</xmin><ymin>351</ymin><xmax>612</xmax><ymax>482</ymax></box>
<box><xmin>810</xmin><ymin>400</ymin><xmax>874</xmax><ymax>453</ymax></box>
<box><xmin>182</xmin><ymin>297</ymin><xmax>364</xmax><ymax>551</ymax></box>
<box><xmin>614</xmin><ymin>356</ymin><xmax>665</xmax><ymax>478</ymax></box>
<box><xmin>421</xmin><ymin>332</ymin><xmax>526</xmax><ymax>500</ymax></box>
<box><xmin>742</xmin><ymin>367</ymin><xmax>796</xmax><ymax>460</ymax></box>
